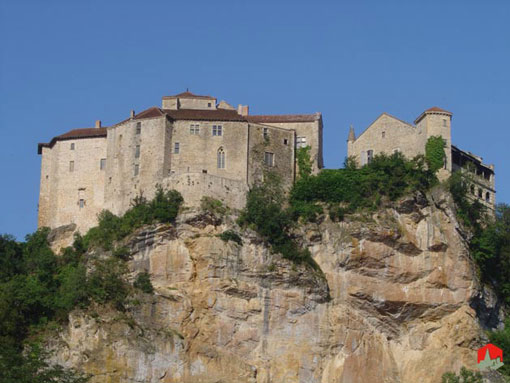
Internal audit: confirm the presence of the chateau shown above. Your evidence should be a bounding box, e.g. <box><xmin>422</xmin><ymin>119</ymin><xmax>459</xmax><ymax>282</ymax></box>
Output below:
<box><xmin>37</xmin><ymin>92</ymin><xmax>323</xmax><ymax>234</ymax></box>
<box><xmin>347</xmin><ymin>107</ymin><xmax>496</xmax><ymax>209</ymax></box>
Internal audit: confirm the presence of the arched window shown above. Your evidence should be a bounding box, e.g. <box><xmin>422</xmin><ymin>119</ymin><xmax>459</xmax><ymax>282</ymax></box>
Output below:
<box><xmin>486</xmin><ymin>192</ymin><xmax>490</xmax><ymax>203</ymax></box>
<box><xmin>217</xmin><ymin>147</ymin><xmax>225</xmax><ymax>169</ymax></box>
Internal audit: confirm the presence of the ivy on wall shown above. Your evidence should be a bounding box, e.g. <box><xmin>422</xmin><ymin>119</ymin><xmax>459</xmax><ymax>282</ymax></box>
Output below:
<box><xmin>425</xmin><ymin>136</ymin><xmax>446</xmax><ymax>173</ymax></box>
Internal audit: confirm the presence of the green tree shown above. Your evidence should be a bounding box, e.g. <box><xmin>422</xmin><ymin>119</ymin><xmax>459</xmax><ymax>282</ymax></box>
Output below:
<box><xmin>441</xmin><ymin>367</ymin><xmax>483</xmax><ymax>383</ymax></box>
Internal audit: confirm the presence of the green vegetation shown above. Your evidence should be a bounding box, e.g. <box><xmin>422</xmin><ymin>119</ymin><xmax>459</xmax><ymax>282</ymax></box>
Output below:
<box><xmin>296</xmin><ymin>146</ymin><xmax>313</xmax><ymax>179</ymax></box>
<box><xmin>0</xmin><ymin>188</ymin><xmax>183</xmax><ymax>381</ymax></box>
<box><xmin>441</xmin><ymin>367</ymin><xmax>483</xmax><ymax>383</ymax></box>
<box><xmin>200</xmin><ymin>196</ymin><xmax>228</xmax><ymax>216</ymax></box>
<box><xmin>218</xmin><ymin>230</ymin><xmax>242</xmax><ymax>245</ymax></box>
<box><xmin>133</xmin><ymin>272</ymin><xmax>154</xmax><ymax>294</ymax></box>
<box><xmin>425</xmin><ymin>135</ymin><xmax>446</xmax><ymax>173</ymax></box>
<box><xmin>238</xmin><ymin>171</ymin><xmax>316</xmax><ymax>267</ymax></box>
<box><xmin>489</xmin><ymin>318</ymin><xmax>510</xmax><ymax>377</ymax></box>
<box><xmin>83</xmin><ymin>187</ymin><xmax>183</xmax><ymax>251</ymax></box>
<box><xmin>290</xmin><ymin>152</ymin><xmax>437</xmax><ymax>220</ymax></box>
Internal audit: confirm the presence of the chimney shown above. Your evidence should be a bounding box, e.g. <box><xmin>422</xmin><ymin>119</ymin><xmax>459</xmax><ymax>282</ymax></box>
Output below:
<box><xmin>130</xmin><ymin>110</ymin><xmax>135</xmax><ymax>119</ymax></box>
<box><xmin>347</xmin><ymin>125</ymin><xmax>356</xmax><ymax>142</ymax></box>
<box><xmin>95</xmin><ymin>120</ymin><xmax>101</xmax><ymax>129</ymax></box>
<box><xmin>237</xmin><ymin>104</ymin><xmax>249</xmax><ymax>116</ymax></box>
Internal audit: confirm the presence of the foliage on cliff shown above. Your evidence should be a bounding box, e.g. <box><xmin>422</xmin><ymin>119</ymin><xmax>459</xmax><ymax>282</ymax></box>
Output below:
<box><xmin>0</xmin><ymin>188</ymin><xmax>182</xmax><ymax>382</ymax></box>
<box><xmin>296</xmin><ymin>146</ymin><xmax>313</xmax><ymax>179</ymax></box>
<box><xmin>290</xmin><ymin>152</ymin><xmax>437</xmax><ymax>220</ymax></box>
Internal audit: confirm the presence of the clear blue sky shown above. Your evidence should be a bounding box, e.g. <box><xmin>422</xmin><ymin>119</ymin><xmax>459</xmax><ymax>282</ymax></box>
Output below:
<box><xmin>1</xmin><ymin>0</ymin><xmax>509</xmax><ymax>240</ymax></box>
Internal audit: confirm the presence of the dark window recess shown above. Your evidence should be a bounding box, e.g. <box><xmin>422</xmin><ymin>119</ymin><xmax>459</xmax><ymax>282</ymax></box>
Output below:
<box><xmin>174</xmin><ymin>142</ymin><xmax>180</xmax><ymax>154</ymax></box>
<box><xmin>134</xmin><ymin>164</ymin><xmax>139</xmax><ymax>176</ymax></box>
<box><xmin>478</xmin><ymin>188</ymin><xmax>483</xmax><ymax>198</ymax></box>
<box><xmin>136</xmin><ymin>122</ymin><xmax>141</xmax><ymax>134</ymax></box>
<box><xmin>264</xmin><ymin>152</ymin><xmax>274</xmax><ymax>167</ymax></box>
<box><xmin>283</xmin><ymin>138</ymin><xmax>288</xmax><ymax>145</ymax></box>
<box><xmin>100</xmin><ymin>158</ymin><xmax>106</xmax><ymax>170</ymax></box>
<box><xmin>79</xmin><ymin>199</ymin><xmax>85</xmax><ymax>208</ymax></box>
<box><xmin>382</xmin><ymin>131</ymin><xmax>385</xmax><ymax>138</ymax></box>
<box><xmin>135</xmin><ymin>145</ymin><xmax>140</xmax><ymax>158</ymax></box>
<box><xmin>263</xmin><ymin>128</ymin><xmax>269</xmax><ymax>139</ymax></box>
<box><xmin>486</xmin><ymin>192</ymin><xmax>490</xmax><ymax>202</ymax></box>
<box><xmin>367</xmin><ymin>150</ymin><xmax>374</xmax><ymax>164</ymax></box>
<box><xmin>212</xmin><ymin>125</ymin><xmax>223</xmax><ymax>136</ymax></box>
<box><xmin>70</xmin><ymin>143</ymin><xmax>75</xmax><ymax>150</ymax></box>
<box><xmin>69</xmin><ymin>161</ymin><xmax>74</xmax><ymax>172</ymax></box>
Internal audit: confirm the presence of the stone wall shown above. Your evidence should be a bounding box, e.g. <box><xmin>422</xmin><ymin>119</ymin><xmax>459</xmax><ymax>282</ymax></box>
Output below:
<box><xmin>38</xmin><ymin>136</ymin><xmax>106</xmax><ymax>234</ymax></box>
<box><xmin>163</xmin><ymin>172</ymin><xmax>248</xmax><ymax>209</ymax></box>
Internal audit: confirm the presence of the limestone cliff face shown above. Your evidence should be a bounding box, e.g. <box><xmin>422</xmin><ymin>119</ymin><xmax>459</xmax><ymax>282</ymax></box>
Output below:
<box><xmin>49</xmin><ymin>189</ymin><xmax>502</xmax><ymax>383</ymax></box>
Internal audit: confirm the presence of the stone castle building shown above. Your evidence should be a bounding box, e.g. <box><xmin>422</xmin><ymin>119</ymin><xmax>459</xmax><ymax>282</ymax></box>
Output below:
<box><xmin>38</xmin><ymin>91</ymin><xmax>323</xmax><ymax>234</ymax></box>
<box><xmin>347</xmin><ymin>107</ymin><xmax>496</xmax><ymax>209</ymax></box>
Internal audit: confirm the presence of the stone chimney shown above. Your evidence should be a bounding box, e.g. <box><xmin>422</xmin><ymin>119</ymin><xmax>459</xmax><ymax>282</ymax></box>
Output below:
<box><xmin>95</xmin><ymin>120</ymin><xmax>101</xmax><ymax>129</ymax></box>
<box><xmin>237</xmin><ymin>104</ymin><xmax>249</xmax><ymax>116</ymax></box>
<box><xmin>130</xmin><ymin>110</ymin><xmax>135</xmax><ymax>119</ymax></box>
<box><xmin>348</xmin><ymin>125</ymin><xmax>356</xmax><ymax>142</ymax></box>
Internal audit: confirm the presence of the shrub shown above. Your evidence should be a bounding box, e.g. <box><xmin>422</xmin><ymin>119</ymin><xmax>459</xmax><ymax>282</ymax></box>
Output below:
<box><xmin>288</xmin><ymin>200</ymin><xmax>323</xmax><ymax>223</ymax></box>
<box><xmin>290</xmin><ymin>152</ymin><xmax>436</xmax><ymax>213</ymax></box>
<box><xmin>201</xmin><ymin>196</ymin><xmax>227</xmax><ymax>215</ymax></box>
<box><xmin>133</xmin><ymin>272</ymin><xmax>154</xmax><ymax>294</ymax></box>
<box><xmin>86</xmin><ymin>257</ymin><xmax>130</xmax><ymax>310</ymax></box>
<box><xmin>218</xmin><ymin>230</ymin><xmax>242</xmax><ymax>245</ymax></box>
<box><xmin>296</xmin><ymin>146</ymin><xmax>313</xmax><ymax>179</ymax></box>
<box><xmin>441</xmin><ymin>367</ymin><xmax>483</xmax><ymax>383</ymax></box>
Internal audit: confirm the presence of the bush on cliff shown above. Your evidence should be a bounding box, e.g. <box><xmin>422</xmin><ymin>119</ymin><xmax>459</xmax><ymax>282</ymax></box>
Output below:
<box><xmin>290</xmin><ymin>152</ymin><xmax>437</xmax><ymax>220</ymax></box>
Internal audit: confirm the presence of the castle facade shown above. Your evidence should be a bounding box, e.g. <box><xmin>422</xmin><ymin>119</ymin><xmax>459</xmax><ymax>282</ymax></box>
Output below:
<box><xmin>37</xmin><ymin>92</ymin><xmax>323</xmax><ymax>234</ymax></box>
<box><xmin>347</xmin><ymin>107</ymin><xmax>495</xmax><ymax>209</ymax></box>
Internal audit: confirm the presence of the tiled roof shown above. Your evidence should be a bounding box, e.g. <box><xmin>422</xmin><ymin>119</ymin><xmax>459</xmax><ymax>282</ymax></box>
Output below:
<box><xmin>247</xmin><ymin>113</ymin><xmax>320</xmax><ymax>123</ymax></box>
<box><xmin>163</xmin><ymin>108</ymin><xmax>246</xmax><ymax>121</ymax></box>
<box><xmin>425</xmin><ymin>106</ymin><xmax>452</xmax><ymax>114</ymax></box>
<box><xmin>133</xmin><ymin>107</ymin><xmax>166</xmax><ymax>119</ymax></box>
<box><xmin>38</xmin><ymin>128</ymin><xmax>107</xmax><ymax>154</ymax></box>
<box><xmin>162</xmin><ymin>91</ymin><xmax>216</xmax><ymax>100</ymax></box>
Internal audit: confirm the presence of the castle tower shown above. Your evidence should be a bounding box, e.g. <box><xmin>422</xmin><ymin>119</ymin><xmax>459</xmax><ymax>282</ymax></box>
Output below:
<box><xmin>414</xmin><ymin>107</ymin><xmax>453</xmax><ymax>176</ymax></box>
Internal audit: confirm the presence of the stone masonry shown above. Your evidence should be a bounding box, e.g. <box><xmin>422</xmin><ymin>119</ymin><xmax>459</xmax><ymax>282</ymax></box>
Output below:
<box><xmin>38</xmin><ymin>91</ymin><xmax>323</xmax><ymax>234</ymax></box>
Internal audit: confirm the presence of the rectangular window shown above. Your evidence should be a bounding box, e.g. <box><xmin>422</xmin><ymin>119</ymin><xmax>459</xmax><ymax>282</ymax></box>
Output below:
<box><xmin>174</xmin><ymin>142</ymin><xmax>180</xmax><ymax>154</ymax></box>
<box><xmin>135</xmin><ymin>145</ymin><xmax>140</xmax><ymax>158</ymax></box>
<box><xmin>367</xmin><ymin>150</ymin><xmax>374</xmax><ymax>164</ymax></box>
<box><xmin>100</xmin><ymin>158</ymin><xmax>106</xmax><ymax>170</ymax></box>
<box><xmin>69</xmin><ymin>161</ymin><xmax>74</xmax><ymax>172</ymax></box>
<box><xmin>79</xmin><ymin>199</ymin><xmax>85</xmax><ymax>208</ymax></box>
<box><xmin>190</xmin><ymin>124</ymin><xmax>200</xmax><ymax>135</ymax></box>
<box><xmin>382</xmin><ymin>131</ymin><xmax>386</xmax><ymax>138</ymax></box>
<box><xmin>443</xmin><ymin>119</ymin><xmax>447</xmax><ymax>127</ymax></box>
<box><xmin>136</xmin><ymin>122</ymin><xmax>141</xmax><ymax>134</ymax></box>
<box><xmin>212</xmin><ymin>125</ymin><xmax>223</xmax><ymax>136</ymax></box>
<box><xmin>70</xmin><ymin>143</ymin><xmax>75</xmax><ymax>150</ymax></box>
<box><xmin>264</xmin><ymin>152</ymin><xmax>274</xmax><ymax>167</ymax></box>
<box><xmin>134</xmin><ymin>164</ymin><xmax>139</xmax><ymax>176</ymax></box>
<box><xmin>296</xmin><ymin>136</ymin><xmax>307</xmax><ymax>148</ymax></box>
<box><xmin>283</xmin><ymin>138</ymin><xmax>288</xmax><ymax>145</ymax></box>
<box><xmin>263</xmin><ymin>127</ymin><xmax>269</xmax><ymax>139</ymax></box>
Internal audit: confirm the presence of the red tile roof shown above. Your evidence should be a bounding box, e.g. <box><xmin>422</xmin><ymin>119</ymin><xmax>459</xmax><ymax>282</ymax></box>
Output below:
<box><xmin>38</xmin><ymin>128</ymin><xmax>107</xmax><ymax>154</ymax></box>
<box><xmin>425</xmin><ymin>106</ymin><xmax>452</xmax><ymax>114</ymax></box>
<box><xmin>247</xmin><ymin>113</ymin><xmax>320</xmax><ymax>123</ymax></box>
<box><xmin>163</xmin><ymin>108</ymin><xmax>246</xmax><ymax>121</ymax></box>
<box><xmin>162</xmin><ymin>91</ymin><xmax>216</xmax><ymax>100</ymax></box>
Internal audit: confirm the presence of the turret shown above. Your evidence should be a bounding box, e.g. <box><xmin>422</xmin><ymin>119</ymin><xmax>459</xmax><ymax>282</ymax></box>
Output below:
<box><xmin>347</xmin><ymin>125</ymin><xmax>356</xmax><ymax>157</ymax></box>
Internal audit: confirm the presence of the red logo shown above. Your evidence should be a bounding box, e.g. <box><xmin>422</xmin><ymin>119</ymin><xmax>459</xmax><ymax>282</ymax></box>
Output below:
<box><xmin>477</xmin><ymin>343</ymin><xmax>504</xmax><ymax>371</ymax></box>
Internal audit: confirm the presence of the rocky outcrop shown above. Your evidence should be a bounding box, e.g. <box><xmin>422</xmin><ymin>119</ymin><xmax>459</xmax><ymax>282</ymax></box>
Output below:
<box><xmin>48</xmin><ymin>190</ymin><xmax>503</xmax><ymax>383</ymax></box>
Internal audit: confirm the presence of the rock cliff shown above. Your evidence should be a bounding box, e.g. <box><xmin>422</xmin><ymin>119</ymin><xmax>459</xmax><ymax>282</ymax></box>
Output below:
<box><xmin>48</xmin><ymin>189</ymin><xmax>502</xmax><ymax>383</ymax></box>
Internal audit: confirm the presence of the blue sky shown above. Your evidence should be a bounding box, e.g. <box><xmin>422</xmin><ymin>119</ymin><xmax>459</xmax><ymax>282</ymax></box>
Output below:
<box><xmin>1</xmin><ymin>0</ymin><xmax>509</xmax><ymax>239</ymax></box>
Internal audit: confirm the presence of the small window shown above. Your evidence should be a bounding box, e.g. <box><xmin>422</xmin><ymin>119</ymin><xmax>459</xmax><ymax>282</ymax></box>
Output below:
<box><xmin>478</xmin><ymin>188</ymin><xmax>483</xmax><ymax>198</ymax></box>
<box><xmin>217</xmin><ymin>147</ymin><xmax>225</xmax><ymax>169</ymax></box>
<box><xmin>100</xmin><ymin>158</ymin><xmax>106</xmax><ymax>170</ymax></box>
<box><xmin>382</xmin><ymin>131</ymin><xmax>385</xmax><ymax>138</ymax></box>
<box><xmin>296</xmin><ymin>136</ymin><xmax>307</xmax><ymax>148</ymax></box>
<box><xmin>70</xmin><ymin>143</ymin><xmax>75</xmax><ymax>150</ymax></box>
<box><xmin>283</xmin><ymin>138</ymin><xmax>288</xmax><ymax>145</ymax></box>
<box><xmin>69</xmin><ymin>161</ymin><xmax>74</xmax><ymax>172</ymax></box>
<box><xmin>443</xmin><ymin>119</ymin><xmax>447</xmax><ymax>127</ymax></box>
<box><xmin>190</xmin><ymin>124</ymin><xmax>200</xmax><ymax>135</ymax></box>
<box><xmin>79</xmin><ymin>199</ymin><xmax>85</xmax><ymax>209</ymax></box>
<box><xmin>134</xmin><ymin>164</ymin><xmax>139</xmax><ymax>176</ymax></box>
<box><xmin>108</xmin><ymin>177</ymin><xmax>112</xmax><ymax>184</ymax></box>
<box><xmin>212</xmin><ymin>125</ymin><xmax>223</xmax><ymax>136</ymax></box>
<box><xmin>264</xmin><ymin>152</ymin><xmax>274</xmax><ymax>167</ymax></box>
<box><xmin>174</xmin><ymin>142</ymin><xmax>180</xmax><ymax>154</ymax></box>
<box><xmin>136</xmin><ymin>122</ymin><xmax>141</xmax><ymax>134</ymax></box>
<box><xmin>208</xmin><ymin>102</ymin><xmax>212</xmax><ymax>108</ymax></box>
<box><xmin>485</xmin><ymin>192</ymin><xmax>490</xmax><ymax>202</ymax></box>
<box><xmin>135</xmin><ymin>145</ymin><xmax>140</xmax><ymax>158</ymax></box>
<box><xmin>367</xmin><ymin>150</ymin><xmax>374</xmax><ymax>164</ymax></box>
<box><xmin>263</xmin><ymin>127</ymin><xmax>269</xmax><ymax>139</ymax></box>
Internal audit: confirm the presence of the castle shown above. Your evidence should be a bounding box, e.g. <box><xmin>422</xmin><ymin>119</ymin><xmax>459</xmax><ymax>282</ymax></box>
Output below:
<box><xmin>37</xmin><ymin>91</ymin><xmax>323</xmax><ymax>234</ymax></box>
<box><xmin>37</xmin><ymin>95</ymin><xmax>495</xmax><ymax>237</ymax></box>
<box><xmin>347</xmin><ymin>107</ymin><xmax>496</xmax><ymax>209</ymax></box>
